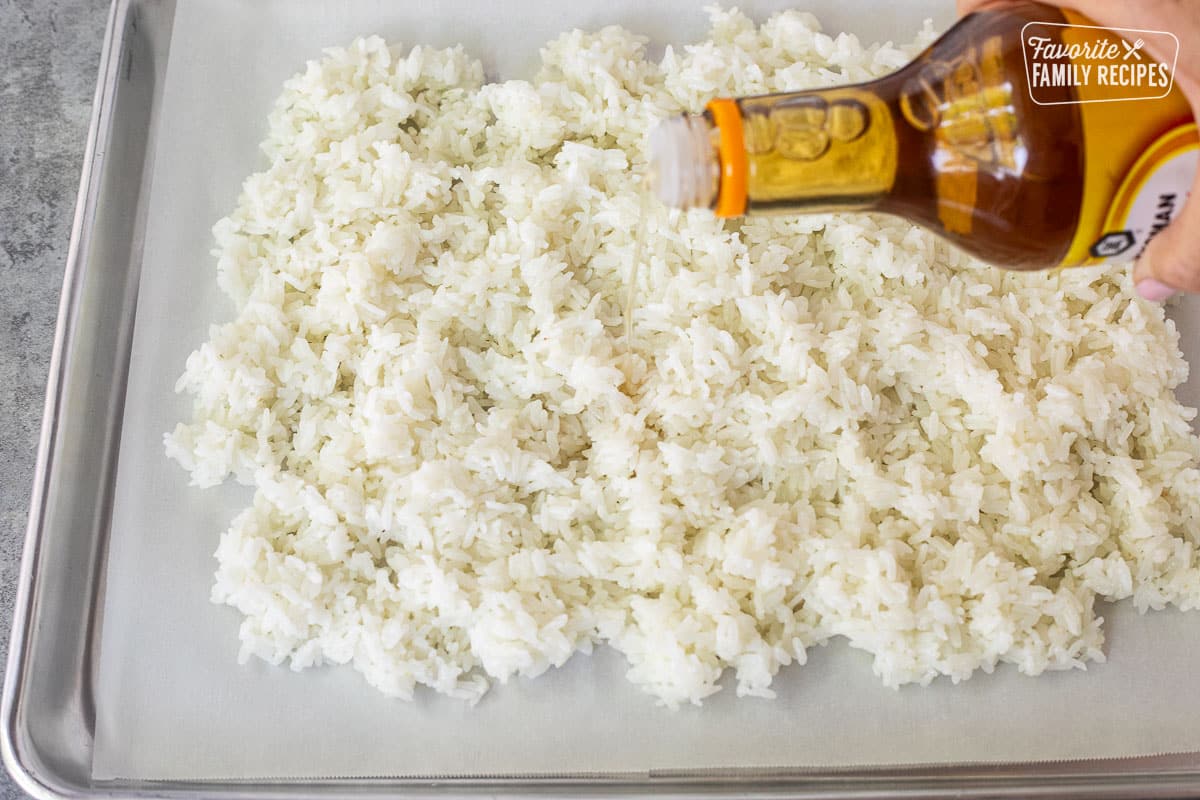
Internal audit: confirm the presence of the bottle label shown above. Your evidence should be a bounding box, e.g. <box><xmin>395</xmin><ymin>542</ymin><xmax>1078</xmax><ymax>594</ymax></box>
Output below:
<box><xmin>1087</xmin><ymin>124</ymin><xmax>1198</xmax><ymax>262</ymax></box>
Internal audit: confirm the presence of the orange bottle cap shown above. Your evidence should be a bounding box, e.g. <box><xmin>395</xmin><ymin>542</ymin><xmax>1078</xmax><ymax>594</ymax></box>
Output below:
<box><xmin>705</xmin><ymin>98</ymin><xmax>749</xmax><ymax>218</ymax></box>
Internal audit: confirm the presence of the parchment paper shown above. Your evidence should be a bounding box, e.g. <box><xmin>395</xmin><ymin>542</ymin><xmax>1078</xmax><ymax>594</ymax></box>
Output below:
<box><xmin>92</xmin><ymin>0</ymin><xmax>1200</xmax><ymax>781</ymax></box>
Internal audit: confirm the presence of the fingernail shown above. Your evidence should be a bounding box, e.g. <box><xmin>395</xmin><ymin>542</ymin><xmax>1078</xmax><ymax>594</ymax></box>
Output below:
<box><xmin>1136</xmin><ymin>279</ymin><xmax>1176</xmax><ymax>303</ymax></box>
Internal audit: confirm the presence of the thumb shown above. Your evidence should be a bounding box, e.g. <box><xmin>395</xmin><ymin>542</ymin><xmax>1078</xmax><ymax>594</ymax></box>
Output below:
<box><xmin>1132</xmin><ymin>168</ymin><xmax>1200</xmax><ymax>301</ymax></box>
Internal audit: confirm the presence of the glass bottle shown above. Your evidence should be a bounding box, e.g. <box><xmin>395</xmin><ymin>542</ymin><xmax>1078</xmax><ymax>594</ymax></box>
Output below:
<box><xmin>649</xmin><ymin>1</ymin><xmax>1197</xmax><ymax>270</ymax></box>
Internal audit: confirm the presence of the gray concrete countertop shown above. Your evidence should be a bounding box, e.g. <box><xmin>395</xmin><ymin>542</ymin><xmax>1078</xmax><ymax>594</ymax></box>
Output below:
<box><xmin>1</xmin><ymin>0</ymin><xmax>110</xmax><ymax>796</ymax></box>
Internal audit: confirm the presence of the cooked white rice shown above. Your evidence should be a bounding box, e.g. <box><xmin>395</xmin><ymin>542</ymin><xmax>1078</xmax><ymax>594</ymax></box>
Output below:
<box><xmin>165</xmin><ymin>9</ymin><xmax>1200</xmax><ymax>707</ymax></box>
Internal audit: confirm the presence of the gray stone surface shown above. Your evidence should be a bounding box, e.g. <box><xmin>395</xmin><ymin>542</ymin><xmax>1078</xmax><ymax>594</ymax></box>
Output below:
<box><xmin>0</xmin><ymin>0</ymin><xmax>110</xmax><ymax>796</ymax></box>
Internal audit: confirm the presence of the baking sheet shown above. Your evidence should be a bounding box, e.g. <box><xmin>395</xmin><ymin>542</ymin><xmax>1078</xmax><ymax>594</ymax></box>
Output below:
<box><xmin>92</xmin><ymin>0</ymin><xmax>1200</xmax><ymax>782</ymax></box>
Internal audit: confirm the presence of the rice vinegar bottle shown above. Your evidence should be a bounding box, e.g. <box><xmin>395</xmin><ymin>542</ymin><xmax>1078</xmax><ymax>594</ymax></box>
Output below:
<box><xmin>649</xmin><ymin>1</ymin><xmax>1197</xmax><ymax>270</ymax></box>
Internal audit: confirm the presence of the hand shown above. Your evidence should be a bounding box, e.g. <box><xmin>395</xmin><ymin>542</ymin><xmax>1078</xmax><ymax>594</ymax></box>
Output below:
<box><xmin>959</xmin><ymin>0</ymin><xmax>1200</xmax><ymax>301</ymax></box>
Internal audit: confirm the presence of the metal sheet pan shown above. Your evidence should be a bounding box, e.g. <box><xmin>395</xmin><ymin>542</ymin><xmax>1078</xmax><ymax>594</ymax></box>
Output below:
<box><xmin>5</xmin><ymin>0</ymin><xmax>1200</xmax><ymax>797</ymax></box>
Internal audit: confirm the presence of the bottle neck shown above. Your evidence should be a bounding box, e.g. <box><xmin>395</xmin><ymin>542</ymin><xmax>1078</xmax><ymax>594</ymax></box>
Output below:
<box><xmin>649</xmin><ymin>86</ymin><xmax>899</xmax><ymax>218</ymax></box>
<box><xmin>734</xmin><ymin>86</ymin><xmax>899</xmax><ymax>215</ymax></box>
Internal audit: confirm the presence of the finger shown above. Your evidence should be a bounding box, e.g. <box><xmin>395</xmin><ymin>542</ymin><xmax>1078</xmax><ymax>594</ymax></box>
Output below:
<box><xmin>1132</xmin><ymin>169</ymin><xmax>1200</xmax><ymax>299</ymax></box>
<box><xmin>1031</xmin><ymin>0</ymin><xmax>1200</xmax><ymax>85</ymax></box>
<box><xmin>955</xmin><ymin>0</ymin><xmax>1020</xmax><ymax>14</ymax></box>
<box><xmin>958</xmin><ymin>0</ymin><xmax>1077</xmax><ymax>15</ymax></box>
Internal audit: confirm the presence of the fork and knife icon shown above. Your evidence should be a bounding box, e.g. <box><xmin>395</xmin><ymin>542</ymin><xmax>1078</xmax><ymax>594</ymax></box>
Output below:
<box><xmin>1122</xmin><ymin>38</ymin><xmax>1145</xmax><ymax>60</ymax></box>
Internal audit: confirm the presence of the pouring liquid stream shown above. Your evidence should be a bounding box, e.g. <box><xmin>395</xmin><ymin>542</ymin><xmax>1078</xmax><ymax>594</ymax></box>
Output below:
<box><xmin>625</xmin><ymin>179</ymin><xmax>653</xmax><ymax>351</ymax></box>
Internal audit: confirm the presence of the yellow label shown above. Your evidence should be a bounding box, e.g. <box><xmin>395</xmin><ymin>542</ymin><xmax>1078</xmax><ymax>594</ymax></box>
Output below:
<box><xmin>1054</xmin><ymin>11</ymin><xmax>1195</xmax><ymax>266</ymax></box>
<box><xmin>1088</xmin><ymin>123</ymin><xmax>1198</xmax><ymax>262</ymax></box>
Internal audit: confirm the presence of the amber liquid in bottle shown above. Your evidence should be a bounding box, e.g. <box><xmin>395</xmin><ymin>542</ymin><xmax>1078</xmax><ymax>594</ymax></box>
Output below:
<box><xmin>650</xmin><ymin>1</ymin><xmax>1195</xmax><ymax>271</ymax></box>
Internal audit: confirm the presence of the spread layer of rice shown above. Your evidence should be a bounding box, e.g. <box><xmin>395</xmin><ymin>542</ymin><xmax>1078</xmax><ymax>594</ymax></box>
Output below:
<box><xmin>166</xmin><ymin>9</ymin><xmax>1200</xmax><ymax>706</ymax></box>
